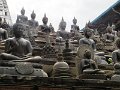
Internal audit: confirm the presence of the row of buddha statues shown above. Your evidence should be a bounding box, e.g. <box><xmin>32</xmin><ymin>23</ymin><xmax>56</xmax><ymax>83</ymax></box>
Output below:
<box><xmin>0</xmin><ymin>7</ymin><xmax>120</xmax><ymax>80</ymax></box>
<box><xmin>15</xmin><ymin>8</ymin><xmax>81</xmax><ymax>40</ymax></box>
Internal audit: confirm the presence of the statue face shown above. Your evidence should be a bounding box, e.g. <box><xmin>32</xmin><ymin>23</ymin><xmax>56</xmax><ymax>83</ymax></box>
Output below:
<box><xmin>42</xmin><ymin>18</ymin><xmax>48</xmax><ymax>24</ymax></box>
<box><xmin>31</xmin><ymin>14</ymin><xmax>36</xmax><ymax>20</ymax></box>
<box><xmin>14</xmin><ymin>25</ymin><xmax>23</xmax><ymax>38</ymax></box>
<box><xmin>61</xmin><ymin>22</ymin><xmax>66</xmax><ymax>30</ymax></box>
<box><xmin>73</xmin><ymin>19</ymin><xmax>77</xmax><ymax>25</ymax></box>
<box><xmin>84</xmin><ymin>29</ymin><xmax>92</xmax><ymax>38</ymax></box>
<box><xmin>21</xmin><ymin>10</ymin><xmax>25</xmax><ymax>15</ymax></box>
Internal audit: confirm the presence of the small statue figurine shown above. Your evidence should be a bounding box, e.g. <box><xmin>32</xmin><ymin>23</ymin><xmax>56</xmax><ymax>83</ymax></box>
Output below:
<box><xmin>57</xmin><ymin>17</ymin><xmax>69</xmax><ymax>40</ymax></box>
<box><xmin>79</xmin><ymin>28</ymin><xmax>96</xmax><ymax>51</ymax></box>
<box><xmin>71</xmin><ymin>17</ymin><xmax>80</xmax><ymax>32</ymax></box>
<box><xmin>16</xmin><ymin>8</ymin><xmax>28</xmax><ymax>24</ymax></box>
<box><xmin>49</xmin><ymin>23</ymin><xmax>55</xmax><ymax>33</ymax></box>
<box><xmin>39</xmin><ymin>14</ymin><xmax>50</xmax><ymax>33</ymax></box>
<box><xmin>104</xmin><ymin>24</ymin><xmax>115</xmax><ymax>43</ymax></box>
<box><xmin>28</xmin><ymin>11</ymin><xmax>39</xmax><ymax>37</ymax></box>
<box><xmin>79</xmin><ymin>50</ymin><xmax>98</xmax><ymax>74</ymax></box>
<box><xmin>70</xmin><ymin>17</ymin><xmax>82</xmax><ymax>41</ymax></box>
<box><xmin>28</xmin><ymin>11</ymin><xmax>39</xmax><ymax>28</ymax></box>
<box><xmin>112</xmin><ymin>38</ymin><xmax>120</xmax><ymax>64</ymax></box>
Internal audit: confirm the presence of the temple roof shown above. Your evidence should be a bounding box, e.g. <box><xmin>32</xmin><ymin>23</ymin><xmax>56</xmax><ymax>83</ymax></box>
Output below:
<box><xmin>91</xmin><ymin>0</ymin><xmax>120</xmax><ymax>26</ymax></box>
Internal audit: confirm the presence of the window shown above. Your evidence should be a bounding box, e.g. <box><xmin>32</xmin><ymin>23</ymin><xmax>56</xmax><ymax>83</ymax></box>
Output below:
<box><xmin>5</xmin><ymin>12</ymin><xmax>7</xmax><ymax>16</ymax></box>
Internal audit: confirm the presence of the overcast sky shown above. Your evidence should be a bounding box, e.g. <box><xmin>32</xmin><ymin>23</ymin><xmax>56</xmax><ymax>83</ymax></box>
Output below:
<box><xmin>7</xmin><ymin>0</ymin><xmax>118</xmax><ymax>31</ymax></box>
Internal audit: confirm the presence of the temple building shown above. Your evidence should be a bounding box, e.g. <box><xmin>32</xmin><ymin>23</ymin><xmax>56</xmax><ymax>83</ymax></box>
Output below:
<box><xmin>91</xmin><ymin>0</ymin><xmax>120</xmax><ymax>32</ymax></box>
<box><xmin>0</xmin><ymin>0</ymin><xmax>12</xmax><ymax>25</ymax></box>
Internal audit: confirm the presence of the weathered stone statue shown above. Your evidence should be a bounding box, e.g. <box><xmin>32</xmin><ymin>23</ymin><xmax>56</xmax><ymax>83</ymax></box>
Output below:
<box><xmin>79</xmin><ymin>50</ymin><xmax>98</xmax><ymax>74</ymax></box>
<box><xmin>39</xmin><ymin>14</ymin><xmax>50</xmax><ymax>33</ymax></box>
<box><xmin>0</xmin><ymin>23</ymin><xmax>41</xmax><ymax>62</ymax></box>
<box><xmin>112</xmin><ymin>38</ymin><xmax>120</xmax><ymax>64</ymax></box>
<box><xmin>70</xmin><ymin>17</ymin><xmax>82</xmax><ymax>41</ymax></box>
<box><xmin>79</xmin><ymin>28</ymin><xmax>96</xmax><ymax>51</ymax></box>
<box><xmin>111</xmin><ymin>63</ymin><xmax>120</xmax><ymax>81</ymax></box>
<box><xmin>57</xmin><ymin>17</ymin><xmax>69</xmax><ymax>40</ymax></box>
<box><xmin>71</xmin><ymin>17</ymin><xmax>79</xmax><ymax>32</ymax></box>
<box><xmin>49</xmin><ymin>23</ymin><xmax>55</xmax><ymax>33</ymax></box>
<box><xmin>104</xmin><ymin>25</ymin><xmax>115</xmax><ymax>43</ymax></box>
<box><xmin>28</xmin><ymin>11</ymin><xmax>39</xmax><ymax>28</ymax></box>
<box><xmin>16</xmin><ymin>8</ymin><xmax>28</xmax><ymax>24</ymax></box>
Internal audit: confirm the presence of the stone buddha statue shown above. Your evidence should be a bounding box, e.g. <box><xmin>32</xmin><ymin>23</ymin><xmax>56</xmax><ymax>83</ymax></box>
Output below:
<box><xmin>79</xmin><ymin>50</ymin><xmax>98</xmax><ymax>74</ymax></box>
<box><xmin>111</xmin><ymin>63</ymin><xmax>120</xmax><ymax>81</ymax></box>
<box><xmin>71</xmin><ymin>17</ymin><xmax>80</xmax><ymax>32</ymax></box>
<box><xmin>0</xmin><ymin>23</ymin><xmax>42</xmax><ymax>63</ymax></box>
<box><xmin>49</xmin><ymin>23</ymin><xmax>55</xmax><ymax>33</ymax></box>
<box><xmin>112</xmin><ymin>38</ymin><xmax>120</xmax><ymax>64</ymax></box>
<box><xmin>28</xmin><ymin>11</ymin><xmax>39</xmax><ymax>28</ymax></box>
<box><xmin>39</xmin><ymin>14</ymin><xmax>50</xmax><ymax>33</ymax></box>
<box><xmin>70</xmin><ymin>17</ymin><xmax>82</xmax><ymax>41</ymax></box>
<box><xmin>56</xmin><ymin>17</ymin><xmax>69</xmax><ymax>40</ymax></box>
<box><xmin>79</xmin><ymin>28</ymin><xmax>96</xmax><ymax>51</ymax></box>
<box><xmin>104</xmin><ymin>24</ymin><xmax>115</xmax><ymax>43</ymax></box>
<box><xmin>16</xmin><ymin>8</ymin><xmax>28</xmax><ymax>24</ymax></box>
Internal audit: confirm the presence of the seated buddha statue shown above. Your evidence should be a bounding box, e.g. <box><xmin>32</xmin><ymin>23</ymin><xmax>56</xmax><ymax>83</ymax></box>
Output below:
<box><xmin>49</xmin><ymin>23</ymin><xmax>55</xmax><ymax>33</ymax></box>
<box><xmin>79</xmin><ymin>50</ymin><xmax>104</xmax><ymax>74</ymax></box>
<box><xmin>70</xmin><ymin>17</ymin><xmax>82</xmax><ymax>41</ymax></box>
<box><xmin>0</xmin><ymin>23</ymin><xmax>42</xmax><ymax>63</ymax></box>
<box><xmin>28</xmin><ymin>11</ymin><xmax>39</xmax><ymax>37</ymax></box>
<box><xmin>71</xmin><ymin>17</ymin><xmax>80</xmax><ymax>32</ymax></box>
<box><xmin>104</xmin><ymin>25</ymin><xmax>115</xmax><ymax>43</ymax></box>
<box><xmin>38</xmin><ymin>14</ymin><xmax>50</xmax><ymax>33</ymax></box>
<box><xmin>28</xmin><ymin>11</ymin><xmax>39</xmax><ymax>28</ymax></box>
<box><xmin>79</xmin><ymin>28</ymin><xmax>96</xmax><ymax>51</ymax></box>
<box><xmin>56</xmin><ymin>17</ymin><xmax>69</xmax><ymax>40</ymax></box>
<box><xmin>16</xmin><ymin>8</ymin><xmax>28</xmax><ymax>24</ymax></box>
<box><xmin>112</xmin><ymin>38</ymin><xmax>120</xmax><ymax>64</ymax></box>
<box><xmin>111</xmin><ymin>63</ymin><xmax>120</xmax><ymax>81</ymax></box>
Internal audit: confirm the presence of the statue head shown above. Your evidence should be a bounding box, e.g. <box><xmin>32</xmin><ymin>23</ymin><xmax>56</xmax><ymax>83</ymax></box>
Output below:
<box><xmin>59</xmin><ymin>17</ymin><xmax>66</xmax><ymax>30</ymax></box>
<box><xmin>13</xmin><ymin>23</ymin><xmax>24</xmax><ymax>38</ymax></box>
<box><xmin>21</xmin><ymin>8</ymin><xmax>25</xmax><ymax>15</ymax></box>
<box><xmin>84</xmin><ymin>28</ymin><xmax>93</xmax><ymax>38</ymax></box>
<box><xmin>31</xmin><ymin>10</ymin><xmax>36</xmax><ymax>20</ymax></box>
<box><xmin>42</xmin><ymin>14</ymin><xmax>48</xmax><ymax>25</ymax></box>
<box><xmin>115</xmin><ymin>38</ymin><xmax>120</xmax><ymax>49</ymax></box>
<box><xmin>73</xmin><ymin>17</ymin><xmax>77</xmax><ymax>25</ymax></box>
